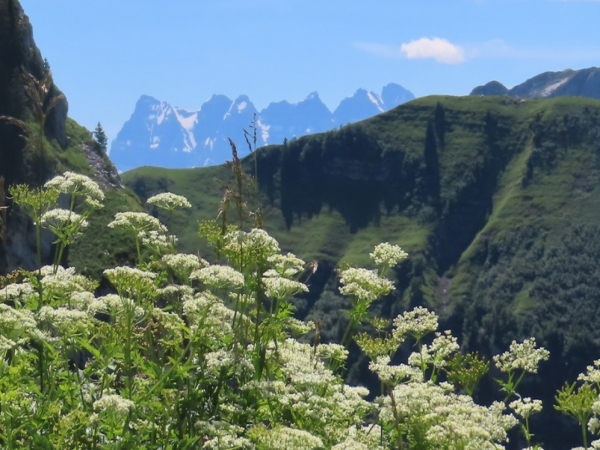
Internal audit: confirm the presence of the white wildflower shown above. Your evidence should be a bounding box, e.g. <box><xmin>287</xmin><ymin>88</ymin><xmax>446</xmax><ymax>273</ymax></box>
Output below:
<box><xmin>315</xmin><ymin>343</ymin><xmax>348</xmax><ymax>363</ymax></box>
<box><xmin>287</xmin><ymin>317</ymin><xmax>315</xmax><ymax>336</ymax></box>
<box><xmin>70</xmin><ymin>291</ymin><xmax>96</xmax><ymax>310</ymax></box>
<box><xmin>370</xmin><ymin>355</ymin><xmax>424</xmax><ymax>384</ymax></box>
<box><xmin>89</xmin><ymin>294</ymin><xmax>145</xmax><ymax>320</ymax></box>
<box><xmin>147</xmin><ymin>192</ymin><xmax>192</xmax><ymax>210</ymax></box>
<box><xmin>493</xmin><ymin>338</ymin><xmax>549</xmax><ymax>373</ymax></box>
<box><xmin>339</xmin><ymin>267</ymin><xmax>394</xmax><ymax>303</ymax></box>
<box><xmin>0</xmin><ymin>282</ymin><xmax>35</xmax><ymax>303</ymax></box>
<box><xmin>263</xmin><ymin>275</ymin><xmax>308</xmax><ymax>299</ymax></box>
<box><xmin>107</xmin><ymin>212</ymin><xmax>167</xmax><ymax>233</ymax></box>
<box><xmin>162</xmin><ymin>253</ymin><xmax>206</xmax><ymax>272</ymax></box>
<box><xmin>104</xmin><ymin>267</ymin><xmax>157</xmax><ymax>295</ymax></box>
<box><xmin>45</xmin><ymin>171</ymin><xmax>104</xmax><ymax>208</ymax></box>
<box><xmin>38</xmin><ymin>306</ymin><xmax>90</xmax><ymax>334</ymax></box>
<box><xmin>205</xmin><ymin>349</ymin><xmax>253</xmax><ymax>375</ymax></box>
<box><xmin>251</xmin><ymin>425</ymin><xmax>324</xmax><ymax>450</ymax></box>
<box><xmin>150</xmin><ymin>308</ymin><xmax>185</xmax><ymax>335</ymax></box>
<box><xmin>138</xmin><ymin>229</ymin><xmax>176</xmax><ymax>253</ymax></box>
<box><xmin>157</xmin><ymin>284</ymin><xmax>194</xmax><ymax>297</ymax></box>
<box><xmin>267</xmin><ymin>252</ymin><xmax>305</xmax><ymax>278</ymax></box>
<box><xmin>41</xmin><ymin>208</ymin><xmax>88</xmax><ymax>230</ymax></box>
<box><xmin>93</xmin><ymin>394</ymin><xmax>134</xmax><ymax>414</ymax></box>
<box><xmin>509</xmin><ymin>397</ymin><xmax>543</xmax><ymax>419</ymax></box>
<box><xmin>393</xmin><ymin>306</ymin><xmax>439</xmax><ymax>342</ymax></box>
<box><xmin>369</xmin><ymin>242</ymin><xmax>408</xmax><ymax>267</ymax></box>
<box><xmin>223</xmin><ymin>228</ymin><xmax>280</xmax><ymax>261</ymax></box>
<box><xmin>190</xmin><ymin>265</ymin><xmax>244</xmax><ymax>290</ymax></box>
<box><xmin>578</xmin><ymin>359</ymin><xmax>600</xmax><ymax>384</ymax></box>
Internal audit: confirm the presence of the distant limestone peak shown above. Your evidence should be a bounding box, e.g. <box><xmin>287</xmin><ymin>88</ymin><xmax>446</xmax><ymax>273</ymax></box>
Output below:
<box><xmin>109</xmin><ymin>83</ymin><xmax>415</xmax><ymax>171</ymax></box>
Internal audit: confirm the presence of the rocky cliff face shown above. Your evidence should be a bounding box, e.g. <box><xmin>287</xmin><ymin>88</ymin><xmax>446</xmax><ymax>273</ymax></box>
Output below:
<box><xmin>0</xmin><ymin>0</ymin><xmax>69</xmax><ymax>181</ymax></box>
<box><xmin>0</xmin><ymin>0</ymin><xmax>123</xmax><ymax>275</ymax></box>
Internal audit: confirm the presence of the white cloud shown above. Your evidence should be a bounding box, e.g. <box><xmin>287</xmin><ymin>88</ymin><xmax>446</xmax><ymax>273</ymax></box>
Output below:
<box><xmin>400</xmin><ymin>37</ymin><xmax>465</xmax><ymax>64</ymax></box>
<box><xmin>356</xmin><ymin>38</ymin><xmax>466</xmax><ymax>64</ymax></box>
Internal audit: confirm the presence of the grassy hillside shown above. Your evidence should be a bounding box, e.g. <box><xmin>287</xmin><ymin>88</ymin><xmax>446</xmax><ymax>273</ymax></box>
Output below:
<box><xmin>121</xmin><ymin>95</ymin><xmax>600</xmax><ymax>447</ymax></box>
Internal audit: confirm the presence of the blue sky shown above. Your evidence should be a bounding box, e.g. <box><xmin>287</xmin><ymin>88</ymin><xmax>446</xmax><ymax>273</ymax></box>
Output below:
<box><xmin>20</xmin><ymin>0</ymin><xmax>600</xmax><ymax>142</ymax></box>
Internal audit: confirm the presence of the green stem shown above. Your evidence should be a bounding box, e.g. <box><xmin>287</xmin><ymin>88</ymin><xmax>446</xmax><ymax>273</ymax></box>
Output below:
<box><xmin>124</xmin><ymin>311</ymin><xmax>133</xmax><ymax>398</ymax></box>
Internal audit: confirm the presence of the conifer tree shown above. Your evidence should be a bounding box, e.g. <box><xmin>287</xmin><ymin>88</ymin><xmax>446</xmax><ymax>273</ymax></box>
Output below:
<box><xmin>93</xmin><ymin>122</ymin><xmax>108</xmax><ymax>152</ymax></box>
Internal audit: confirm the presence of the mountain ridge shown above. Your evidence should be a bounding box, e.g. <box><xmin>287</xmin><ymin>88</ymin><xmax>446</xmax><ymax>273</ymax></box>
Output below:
<box><xmin>471</xmin><ymin>66</ymin><xmax>600</xmax><ymax>99</ymax></box>
<box><xmin>109</xmin><ymin>83</ymin><xmax>415</xmax><ymax>172</ymax></box>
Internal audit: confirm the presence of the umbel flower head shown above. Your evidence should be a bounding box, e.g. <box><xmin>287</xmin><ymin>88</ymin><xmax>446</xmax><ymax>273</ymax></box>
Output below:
<box><xmin>44</xmin><ymin>171</ymin><xmax>104</xmax><ymax>209</ymax></box>
<box><xmin>493</xmin><ymin>338</ymin><xmax>549</xmax><ymax>373</ymax></box>
<box><xmin>339</xmin><ymin>267</ymin><xmax>394</xmax><ymax>304</ymax></box>
<box><xmin>369</xmin><ymin>242</ymin><xmax>408</xmax><ymax>268</ymax></box>
<box><xmin>108</xmin><ymin>212</ymin><xmax>167</xmax><ymax>234</ymax></box>
<box><xmin>147</xmin><ymin>192</ymin><xmax>192</xmax><ymax>210</ymax></box>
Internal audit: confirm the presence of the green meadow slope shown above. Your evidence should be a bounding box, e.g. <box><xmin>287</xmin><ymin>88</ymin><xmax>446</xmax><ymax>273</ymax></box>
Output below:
<box><xmin>123</xmin><ymin>94</ymin><xmax>600</xmax><ymax>347</ymax></box>
<box><xmin>122</xmin><ymin>95</ymin><xmax>600</xmax><ymax>445</ymax></box>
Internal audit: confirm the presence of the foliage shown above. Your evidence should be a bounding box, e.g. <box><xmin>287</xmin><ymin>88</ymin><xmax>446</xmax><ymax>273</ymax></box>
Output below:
<box><xmin>10</xmin><ymin>170</ymin><xmax>600</xmax><ymax>449</ymax></box>
<box><xmin>94</xmin><ymin>122</ymin><xmax>108</xmax><ymax>153</ymax></box>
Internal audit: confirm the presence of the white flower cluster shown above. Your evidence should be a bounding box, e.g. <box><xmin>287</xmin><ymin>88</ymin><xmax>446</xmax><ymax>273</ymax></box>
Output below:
<box><xmin>183</xmin><ymin>293</ymin><xmax>240</xmax><ymax>341</ymax></box>
<box><xmin>150</xmin><ymin>307</ymin><xmax>186</xmax><ymax>335</ymax></box>
<box><xmin>369</xmin><ymin>242</ymin><xmax>408</xmax><ymax>268</ymax></box>
<box><xmin>197</xmin><ymin>421</ymin><xmax>253</xmax><ymax>450</ymax></box>
<box><xmin>157</xmin><ymin>284</ymin><xmax>194</xmax><ymax>298</ymax></box>
<box><xmin>379</xmin><ymin>382</ymin><xmax>517</xmax><ymax>446</ymax></box>
<box><xmin>370</xmin><ymin>355</ymin><xmax>423</xmax><ymax>384</ymax></box>
<box><xmin>40</xmin><ymin>267</ymin><xmax>96</xmax><ymax>299</ymax></box>
<box><xmin>89</xmin><ymin>294</ymin><xmax>145</xmax><ymax>320</ymax></box>
<box><xmin>108</xmin><ymin>212</ymin><xmax>167</xmax><ymax>233</ymax></box>
<box><xmin>191</xmin><ymin>265</ymin><xmax>245</xmax><ymax>290</ymax></box>
<box><xmin>509</xmin><ymin>397</ymin><xmax>543</xmax><ymax>419</ymax></box>
<box><xmin>223</xmin><ymin>228</ymin><xmax>280</xmax><ymax>261</ymax></box>
<box><xmin>393</xmin><ymin>306</ymin><xmax>439</xmax><ymax>342</ymax></box>
<box><xmin>40</xmin><ymin>208</ymin><xmax>88</xmax><ymax>230</ymax></box>
<box><xmin>274</xmin><ymin>338</ymin><xmax>337</xmax><ymax>387</ymax></box>
<box><xmin>267</xmin><ymin>252</ymin><xmax>305</xmax><ymax>277</ymax></box>
<box><xmin>331</xmin><ymin>425</ymin><xmax>387</xmax><ymax>450</ymax></box>
<box><xmin>93</xmin><ymin>394</ymin><xmax>134</xmax><ymax>414</ymax></box>
<box><xmin>138</xmin><ymin>229</ymin><xmax>176</xmax><ymax>253</ymax></box>
<box><xmin>493</xmin><ymin>338</ymin><xmax>550</xmax><ymax>374</ymax></box>
<box><xmin>315</xmin><ymin>342</ymin><xmax>348</xmax><ymax>363</ymax></box>
<box><xmin>262</xmin><ymin>274</ymin><xmax>308</xmax><ymax>300</ymax></box>
<box><xmin>578</xmin><ymin>359</ymin><xmax>600</xmax><ymax>384</ymax></box>
<box><xmin>251</xmin><ymin>425</ymin><xmax>324</xmax><ymax>450</ymax></box>
<box><xmin>407</xmin><ymin>330</ymin><xmax>460</xmax><ymax>369</ymax></box>
<box><xmin>204</xmin><ymin>349</ymin><xmax>253</xmax><ymax>376</ymax></box>
<box><xmin>339</xmin><ymin>267</ymin><xmax>394</xmax><ymax>303</ymax></box>
<box><xmin>0</xmin><ymin>282</ymin><xmax>34</xmax><ymax>303</ymax></box>
<box><xmin>104</xmin><ymin>266</ymin><xmax>156</xmax><ymax>282</ymax></box>
<box><xmin>38</xmin><ymin>306</ymin><xmax>90</xmax><ymax>334</ymax></box>
<box><xmin>45</xmin><ymin>171</ymin><xmax>105</xmax><ymax>208</ymax></box>
<box><xmin>162</xmin><ymin>253</ymin><xmax>206</xmax><ymax>273</ymax></box>
<box><xmin>147</xmin><ymin>192</ymin><xmax>192</xmax><ymax>210</ymax></box>
<box><xmin>0</xmin><ymin>304</ymin><xmax>39</xmax><ymax>350</ymax></box>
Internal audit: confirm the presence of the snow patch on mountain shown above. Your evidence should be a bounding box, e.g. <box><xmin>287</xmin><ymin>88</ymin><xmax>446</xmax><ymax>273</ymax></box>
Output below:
<box><xmin>540</xmin><ymin>77</ymin><xmax>570</xmax><ymax>97</ymax></box>
<box><xmin>367</xmin><ymin>92</ymin><xmax>384</xmax><ymax>112</ymax></box>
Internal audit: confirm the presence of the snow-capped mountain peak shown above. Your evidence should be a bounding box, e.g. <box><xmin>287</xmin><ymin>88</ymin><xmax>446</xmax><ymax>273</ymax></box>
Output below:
<box><xmin>110</xmin><ymin>83</ymin><xmax>415</xmax><ymax>171</ymax></box>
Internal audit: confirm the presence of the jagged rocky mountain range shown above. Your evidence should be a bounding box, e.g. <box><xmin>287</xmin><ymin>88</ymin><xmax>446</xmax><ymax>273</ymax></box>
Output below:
<box><xmin>109</xmin><ymin>83</ymin><xmax>414</xmax><ymax>171</ymax></box>
<box><xmin>471</xmin><ymin>66</ymin><xmax>600</xmax><ymax>99</ymax></box>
